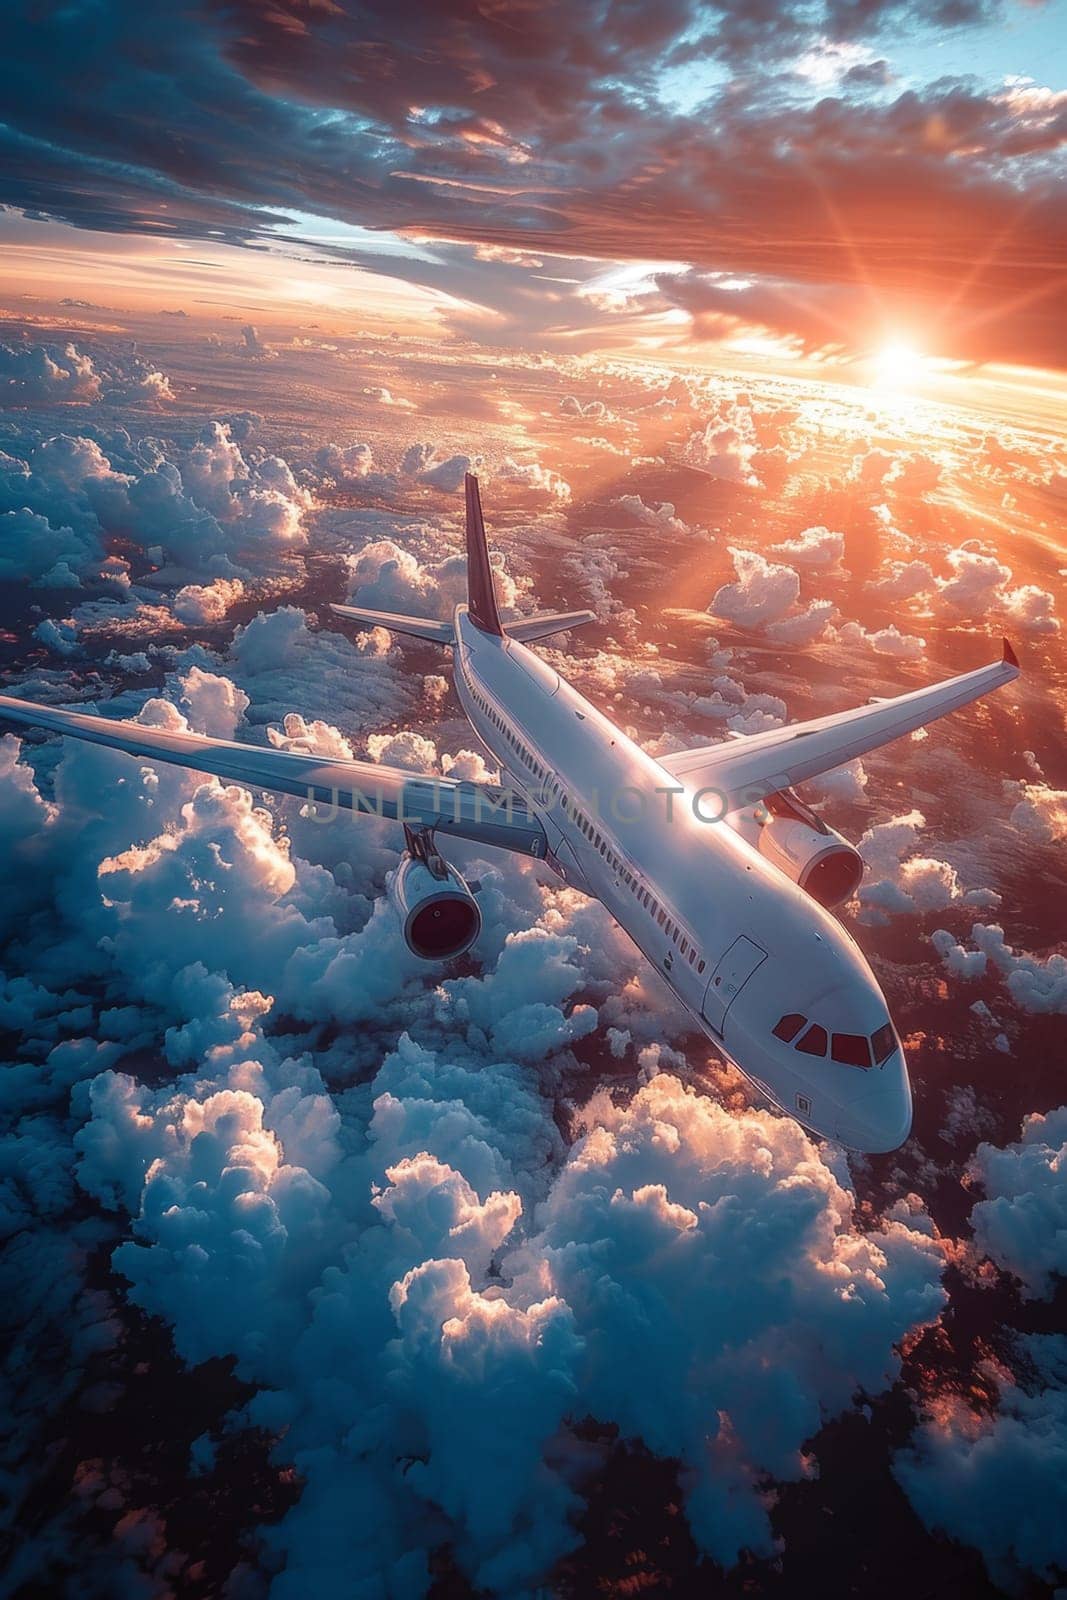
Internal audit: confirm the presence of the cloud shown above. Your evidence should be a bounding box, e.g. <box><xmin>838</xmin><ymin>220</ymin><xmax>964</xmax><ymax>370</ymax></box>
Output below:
<box><xmin>612</xmin><ymin>494</ymin><xmax>689</xmax><ymax>535</ymax></box>
<box><xmin>0</xmin><ymin>419</ymin><xmax>311</xmax><ymax>589</ymax></box>
<box><xmin>362</xmin><ymin>385</ymin><xmax>416</xmax><ymax>410</ymax></box>
<box><xmin>344</xmin><ymin>533</ymin><xmax>522</xmax><ymax>621</ymax></box>
<box><xmin>805</xmin><ymin>759</ymin><xmax>868</xmax><ymax>806</ymax></box>
<box><xmin>864</xmin><ymin>542</ymin><xmax>1059</xmax><ymax>635</ymax></box>
<box><xmin>508</xmin><ymin>1076</ymin><xmax>946</xmax><ymax>1567</ymax></box>
<box><xmin>966</xmin><ymin>1109</ymin><xmax>1067</xmax><ymax>1299</ymax></box>
<box><xmin>937</xmin><ymin>544</ymin><xmax>1013</xmax><ymax>612</ymax></box>
<box><xmin>930</xmin><ymin>927</ymin><xmax>989</xmax><ymax>980</ymax></box>
<box><xmin>935</xmin><ymin>923</ymin><xmax>1067</xmax><ymax>1014</ymax></box>
<box><xmin>172</xmin><ymin>575</ymin><xmax>246</xmax><ymax>624</ymax></box>
<box><xmin>834</xmin><ymin>619</ymin><xmax>926</xmax><ymax>658</ymax></box>
<box><xmin>770</xmin><ymin>526</ymin><xmax>844</xmax><ymax>566</ymax></box>
<box><xmin>1008</xmin><ymin>782</ymin><xmax>1067</xmax><ymax>845</ymax></box>
<box><xmin>896</xmin><ymin>1333</ymin><xmax>1067</xmax><ymax>1589</ymax></box>
<box><xmin>415</xmin><ymin>452</ymin><xmax>475</xmax><ymax>493</ymax></box>
<box><xmin>709</xmin><ymin>548</ymin><xmax>800</xmax><ymax>628</ymax></box>
<box><xmin>0</xmin><ymin>341</ymin><xmax>174</xmax><ymax>405</ymax></box>
<box><xmin>0</xmin><ymin>341</ymin><xmax>100</xmax><ymax>402</ymax></box>
<box><xmin>560</xmin><ymin>395</ymin><xmax>615</xmax><ymax>422</ymax></box>
<box><xmin>866</xmin><ymin>559</ymin><xmax>937</xmax><ymax>600</ymax></box>
<box><xmin>0</xmin><ymin>8</ymin><xmax>1063</xmax><ymax>365</ymax></box>
<box><xmin>766</xmin><ymin>598</ymin><xmax>838</xmax><ymax>645</ymax></box>
<box><xmin>682</xmin><ymin>404</ymin><xmax>761</xmax><ymax>486</ymax></box>
<box><xmin>0</xmin><ymin>615</ymin><xmax>954</xmax><ymax>1596</ymax></box>
<box><xmin>856</xmin><ymin>810</ymin><xmax>997</xmax><ymax>923</ymax></box>
<box><xmin>494</xmin><ymin>457</ymin><xmax>572</xmax><ymax>502</ymax></box>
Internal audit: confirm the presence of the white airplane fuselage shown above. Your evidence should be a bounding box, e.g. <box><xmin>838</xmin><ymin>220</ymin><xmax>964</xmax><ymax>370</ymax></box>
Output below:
<box><xmin>452</xmin><ymin>605</ymin><xmax>912</xmax><ymax>1153</ymax></box>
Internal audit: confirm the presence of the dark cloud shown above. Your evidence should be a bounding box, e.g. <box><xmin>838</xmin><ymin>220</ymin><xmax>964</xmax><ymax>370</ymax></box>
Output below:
<box><xmin>0</xmin><ymin>2</ymin><xmax>1064</xmax><ymax>363</ymax></box>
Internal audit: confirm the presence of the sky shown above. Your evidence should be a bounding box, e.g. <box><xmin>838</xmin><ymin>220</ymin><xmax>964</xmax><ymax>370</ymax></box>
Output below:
<box><xmin>0</xmin><ymin>0</ymin><xmax>1065</xmax><ymax>371</ymax></box>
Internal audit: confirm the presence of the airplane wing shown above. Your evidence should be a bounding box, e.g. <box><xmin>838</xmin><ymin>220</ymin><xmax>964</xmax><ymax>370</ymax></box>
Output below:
<box><xmin>656</xmin><ymin>641</ymin><xmax>1020</xmax><ymax>808</ymax></box>
<box><xmin>0</xmin><ymin>694</ymin><xmax>548</xmax><ymax>858</ymax></box>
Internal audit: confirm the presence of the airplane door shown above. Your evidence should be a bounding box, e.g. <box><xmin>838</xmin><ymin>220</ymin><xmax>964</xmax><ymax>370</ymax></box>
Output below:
<box><xmin>702</xmin><ymin>936</ymin><xmax>767</xmax><ymax>1035</ymax></box>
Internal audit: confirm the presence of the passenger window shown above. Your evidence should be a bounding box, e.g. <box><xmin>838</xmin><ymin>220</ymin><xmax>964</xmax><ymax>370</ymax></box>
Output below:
<box><xmin>697</xmin><ymin>959</ymin><xmax>706</xmax><ymax>974</ymax></box>
<box><xmin>832</xmin><ymin>1033</ymin><xmax>872</xmax><ymax>1068</ymax></box>
<box><xmin>657</xmin><ymin>909</ymin><xmax>666</xmax><ymax>927</ymax></box>
<box><xmin>773</xmin><ymin>1013</ymin><xmax>806</xmax><ymax>1043</ymax></box>
<box><xmin>871</xmin><ymin>1023</ymin><xmax>898</xmax><ymax>1065</ymax></box>
<box><xmin>796</xmin><ymin>1024</ymin><xmax>828</xmax><ymax>1057</ymax></box>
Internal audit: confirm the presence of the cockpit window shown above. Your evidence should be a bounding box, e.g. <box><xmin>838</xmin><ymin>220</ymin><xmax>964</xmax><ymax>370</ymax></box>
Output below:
<box><xmin>773</xmin><ymin>1013</ymin><xmax>807</xmax><ymax>1043</ymax></box>
<box><xmin>871</xmin><ymin>1022</ymin><xmax>898</xmax><ymax>1064</ymax></box>
<box><xmin>796</xmin><ymin>1024</ymin><xmax>828</xmax><ymax>1057</ymax></box>
<box><xmin>832</xmin><ymin>1033</ymin><xmax>872</xmax><ymax>1068</ymax></box>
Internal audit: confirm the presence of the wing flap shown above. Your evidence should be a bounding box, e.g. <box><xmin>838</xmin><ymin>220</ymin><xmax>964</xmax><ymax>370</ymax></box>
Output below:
<box><xmin>657</xmin><ymin>646</ymin><xmax>1020</xmax><ymax>807</ymax></box>
<box><xmin>0</xmin><ymin>694</ymin><xmax>547</xmax><ymax>857</ymax></box>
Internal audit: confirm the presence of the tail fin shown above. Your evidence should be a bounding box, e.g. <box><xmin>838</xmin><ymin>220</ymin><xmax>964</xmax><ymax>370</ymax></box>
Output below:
<box><xmin>465</xmin><ymin>473</ymin><xmax>503</xmax><ymax>636</ymax></box>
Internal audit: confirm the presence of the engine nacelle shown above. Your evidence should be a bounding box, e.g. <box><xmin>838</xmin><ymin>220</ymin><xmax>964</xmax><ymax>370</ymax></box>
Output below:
<box><xmin>389</xmin><ymin>849</ymin><xmax>482</xmax><ymax>960</ymax></box>
<box><xmin>724</xmin><ymin>790</ymin><xmax>863</xmax><ymax>908</ymax></box>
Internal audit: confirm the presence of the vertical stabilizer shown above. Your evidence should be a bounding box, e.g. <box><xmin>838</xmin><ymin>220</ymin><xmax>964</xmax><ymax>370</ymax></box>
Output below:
<box><xmin>464</xmin><ymin>473</ymin><xmax>503</xmax><ymax>636</ymax></box>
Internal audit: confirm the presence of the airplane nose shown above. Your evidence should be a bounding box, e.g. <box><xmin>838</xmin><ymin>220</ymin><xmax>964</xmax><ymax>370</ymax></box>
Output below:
<box><xmin>838</xmin><ymin>1078</ymin><xmax>913</xmax><ymax>1154</ymax></box>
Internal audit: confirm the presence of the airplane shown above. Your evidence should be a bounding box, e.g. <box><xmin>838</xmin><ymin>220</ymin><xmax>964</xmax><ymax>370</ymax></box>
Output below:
<box><xmin>0</xmin><ymin>474</ymin><xmax>1020</xmax><ymax>1153</ymax></box>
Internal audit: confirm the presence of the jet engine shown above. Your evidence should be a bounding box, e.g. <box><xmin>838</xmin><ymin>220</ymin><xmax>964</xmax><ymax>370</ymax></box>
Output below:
<box><xmin>389</xmin><ymin>831</ymin><xmax>482</xmax><ymax>960</ymax></box>
<box><xmin>724</xmin><ymin>788</ymin><xmax>863</xmax><ymax>908</ymax></box>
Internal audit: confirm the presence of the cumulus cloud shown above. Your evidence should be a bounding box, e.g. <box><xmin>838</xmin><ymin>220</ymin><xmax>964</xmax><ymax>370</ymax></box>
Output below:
<box><xmin>770</xmin><ymin>525</ymin><xmax>844</xmax><ymax>566</ymax></box>
<box><xmin>0</xmin><ymin>420</ymin><xmax>311</xmax><ymax>589</ymax></box>
<box><xmin>172</xmin><ymin>576</ymin><xmax>246</xmax><ymax>624</ymax></box>
<box><xmin>612</xmin><ymin>494</ymin><xmax>689</xmax><ymax>534</ymax></box>
<box><xmin>507</xmin><ymin>1077</ymin><xmax>946</xmax><ymax>1567</ymax></box>
<box><xmin>834</xmin><ymin>619</ymin><xmax>926</xmax><ymax>658</ymax></box>
<box><xmin>934</xmin><ymin>923</ymin><xmax>1067</xmax><ymax>1014</ymax></box>
<box><xmin>494</xmin><ymin>457</ymin><xmax>571</xmax><ymax>502</ymax></box>
<box><xmin>313</xmin><ymin>440</ymin><xmax>380</xmax><ymax>488</ymax></box>
<box><xmin>930</xmin><ymin>927</ymin><xmax>989</xmax><ymax>980</ymax></box>
<box><xmin>709</xmin><ymin>548</ymin><xmax>800</xmax><ymax>628</ymax></box>
<box><xmin>967</xmin><ymin>1109</ymin><xmax>1067</xmax><ymax>1299</ymax></box>
<box><xmin>682</xmin><ymin>402</ymin><xmax>761</xmax><ymax>486</ymax></box>
<box><xmin>856</xmin><ymin>811</ymin><xmax>997</xmax><ymax>923</ymax></box>
<box><xmin>805</xmin><ymin>759</ymin><xmax>868</xmax><ymax>806</ymax></box>
<box><xmin>72</xmin><ymin>1046</ymin><xmax>947</xmax><ymax>1592</ymax></box>
<box><xmin>0</xmin><ymin>341</ymin><xmax>175</xmax><ymax>406</ymax></box>
<box><xmin>866</xmin><ymin>558</ymin><xmax>937</xmax><ymax>600</ymax></box>
<box><xmin>896</xmin><ymin>1333</ymin><xmax>1067</xmax><ymax>1589</ymax></box>
<box><xmin>362</xmin><ymin>385</ymin><xmax>416</xmax><ymax>410</ymax></box>
<box><xmin>766</xmin><ymin>598</ymin><xmax>837</xmax><ymax>645</ymax></box>
<box><xmin>1008</xmin><ymin>781</ymin><xmax>1067</xmax><ymax>844</ymax></box>
<box><xmin>345</xmin><ymin>534</ymin><xmax>521</xmax><ymax>621</ymax></box>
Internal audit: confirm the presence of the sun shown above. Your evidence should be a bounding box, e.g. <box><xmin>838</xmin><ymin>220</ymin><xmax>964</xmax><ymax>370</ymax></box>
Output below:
<box><xmin>871</xmin><ymin>338</ymin><xmax>927</xmax><ymax>388</ymax></box>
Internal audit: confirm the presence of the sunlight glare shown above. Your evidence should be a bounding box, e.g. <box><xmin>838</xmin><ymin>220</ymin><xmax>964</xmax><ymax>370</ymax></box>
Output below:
<box><xmin>872</xmin><ymin>338</ymin><xmax>926</xmax><ymax>388</ymax></box>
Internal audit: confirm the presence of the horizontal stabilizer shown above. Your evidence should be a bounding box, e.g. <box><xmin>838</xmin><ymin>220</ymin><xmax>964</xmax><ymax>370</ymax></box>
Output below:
<box><xmin>506</xmin><ymin>610</ymin><xmax>597</xmax><ymax>643</ymax></box>
<box><xmin>329</xmin><ymin>604</ymin><xmax>454</xmax><ymax>644</ymax></box>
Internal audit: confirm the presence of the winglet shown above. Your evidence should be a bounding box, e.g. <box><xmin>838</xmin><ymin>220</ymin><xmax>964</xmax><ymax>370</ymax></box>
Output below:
<box><xmin>464</xmin><ymin>473</ymin><xmax>503</xmax><ymax>636</ymax></box>
<box><xmin>1003</xmin><ymin>637</ymin><xmax>1020</xmax><ymax>669</ymax></box>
